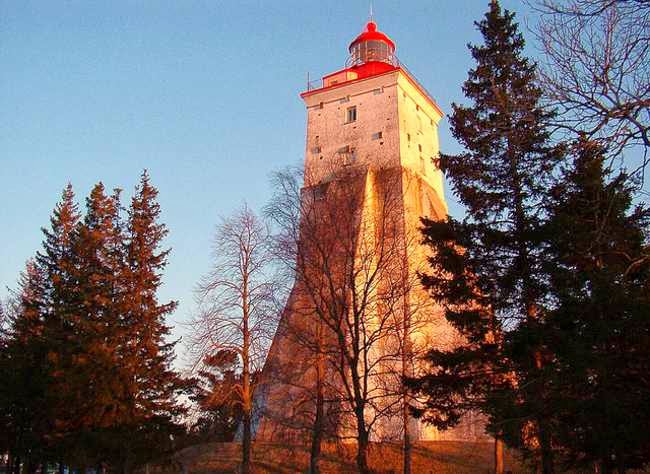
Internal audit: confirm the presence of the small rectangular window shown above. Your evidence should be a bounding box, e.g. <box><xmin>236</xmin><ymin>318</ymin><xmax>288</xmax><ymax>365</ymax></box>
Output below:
<box><xmin>407</xmin><ymin>133</ymin><xmax>411</xmax><ymax>142</ymax></box>
<box><xmin>346</xmin><ymin>106</ymin><xmax>357</xmax><ymax>123</ymax></box>
<box><xmin>372</xmin><ymin>131</ymin><xmax>383</xmax><ymax>140</ymax></box>
<box><xmin>312</xmin><ymin>145</ymin><xmax>322</xmax><ymax>154</ymax></box>
<box><xmin>420</xmin><ymin>156</ymin><xmax>426</xmax><ymax>175</ymax></box>
<box><xmin>416</xmin><ymin>104</ymin><xmax>420</xmax><ymax>111</ymax></box>
<box><xmin>418</xmin><ymin>144</ymin><xmax>423</xmax><ymax>152</ymax></box>
<box><xmin>318</xmin><ymin>102</ymin><xmax>324</xmax><ymax>109</ymax></box>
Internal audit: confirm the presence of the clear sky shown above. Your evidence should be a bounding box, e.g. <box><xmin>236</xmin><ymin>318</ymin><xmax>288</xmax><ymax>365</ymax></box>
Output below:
<box><xmin>1</xmin><ymin>0</ymin><xmax>541</xmax><ymax>364</ymax></box>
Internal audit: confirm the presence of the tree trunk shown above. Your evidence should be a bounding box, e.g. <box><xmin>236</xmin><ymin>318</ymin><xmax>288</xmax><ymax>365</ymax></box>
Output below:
<box><xmin>537</xmin><ymin>418</ymin><xmax>554</xmax><ymax>474</ymax></box>
<box><xmin>242</xmin><ymin>409</ymin><xmax>252</xmax><ymax>474</ymax></box>
<box><xmin>527</xmin><ymin>299</ymin><xmax>554</xmax><ymax>474</ymax></box>
<box><xmin>402</xmin><ymin>388</ymin><xmax>412</xmax><ymax>474</ymax></box>
<box><xmin>309</xmin><ymin>349</ymin><xmax>325</xmax><ymax>474</ymax></box>
<box><xmin>401</xmin><ymin>290</ymin><xmax>412</xmax><ymax>474</ymax></box>
<box><xmin>494</xmin><ymin>435</ymin><xmax>504</xmax><ymax>474</ymax></box>
<box><xmin>241</xmin><ymin>276</ymin><xmax>252</xmax><ymax>474</ymax></box>
<box><xmin>356</xmin><ymin>427</ymin><xmax>370</xmax><ymax>474</ymax></box>
<box><xmin>403</xmin><ymin>426</ymin><xmax>412</xmax><ymax>474</ymax></box>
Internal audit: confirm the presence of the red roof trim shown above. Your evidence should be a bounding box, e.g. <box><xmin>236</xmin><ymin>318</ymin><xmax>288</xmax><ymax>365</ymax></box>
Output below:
<box><xmin>300</xmin><ymin>67</ymin><xmax>444</xmax><ymax>118</ymax></box>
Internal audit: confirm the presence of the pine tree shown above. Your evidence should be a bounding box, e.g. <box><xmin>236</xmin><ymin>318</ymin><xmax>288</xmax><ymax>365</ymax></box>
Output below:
<box><xmin>0</xmin><ymin>186</ymin><xmax>84</xmax><ymax>470</ymax></box>
<box><xmin>2</xmin><ymin>261</ymin><xmax>51</xmax><ymax>472</ymax></box>
<box><xmin>48</xmin><ymin>183</ymin><xmax>127</xmax><ymax>470</ymax></box>
<box><xmin>409</xmin><ymin>2</ymin><xmax>563</xmax><ymax>472</ymax></box>
<box><xmin>3</xmin><ymin>177</ymin><xmax>185</xmax><ymax>472</ymax></box>
<box><xmin>34</xmin><ymin>184</ymin><xmax>82</xmax><ymax>465</ymax></box>
<box><xmin>189</xmin><ymin>350</ymin><xmax>244</xmax><ymax>442</ymax></box>
<box><xmin>118</xmin><ymin>171</ymin><xmax>186</xmax><ymax>472</ymax></box>
<box><xmin>542</xmin><ymin>140</ymin><xmax>650</xmax><ymax>472</ymax></box>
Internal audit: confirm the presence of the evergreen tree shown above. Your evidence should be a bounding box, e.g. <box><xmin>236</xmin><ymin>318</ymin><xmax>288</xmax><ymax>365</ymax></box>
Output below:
<box><xmin>409</xmin><ymin>2</ymin><xmax>563</xmax><ymax>472</ymax></box>
<box><xmin>542</xmin><ymin>140</ymin><xmax>650</xmax><ymax>472</ymax></box>
<box><xmin>2</xmin><ymin>262</ymin><xmax>51</xmax><ymax>473</ymax></box>
<box><xmin>189</xmin><ymin>350</ymin><xmax>244</xmax><ymax>443</ymax></box>
<box><xmin>1</xmin><ymin>186</ymin><xmax>83</xmax><ymax>470</ymax></box>
<box><xmin>117</xmin><ymin>171</ymin><xmax>186</xmax><ymax>472</ymax></box>
<box><xmin>50</xmin><ymin>183</ymin><xmax>128</xmax><ymax>469</ymax></box>
<box><xmin>2</xmin><ymin>176</ymin><xmax>185</xmax><ymax>472</ymax></box>
<box><xmin>34</xmin><ymin>184</ymin><xmax>82</xmax><ymax>466</ymax></box>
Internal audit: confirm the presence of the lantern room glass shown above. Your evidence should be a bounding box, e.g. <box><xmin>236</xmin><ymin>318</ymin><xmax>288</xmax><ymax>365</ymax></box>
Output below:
<box><xmin>349</xmin><ymin>40</ymin><xmax>394</xmax><ymax>66</ymax></box>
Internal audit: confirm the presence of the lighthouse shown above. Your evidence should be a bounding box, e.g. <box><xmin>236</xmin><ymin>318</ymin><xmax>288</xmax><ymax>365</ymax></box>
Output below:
<box><xmin>302</xmin><ymin>20</ymin><xmax>446</xmax><ymax>217</ymax></box>
<box><xmin>256</xmin><ymin>20</ymin><xmax>485</xmax><ymax>443</ymax></box>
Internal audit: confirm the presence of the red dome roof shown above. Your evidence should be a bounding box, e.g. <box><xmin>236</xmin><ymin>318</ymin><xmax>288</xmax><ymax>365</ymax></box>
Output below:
<box><xmin>348</xmin><ymin>21</ymin><xmax>396</xmax><ymax>52</ymax></box>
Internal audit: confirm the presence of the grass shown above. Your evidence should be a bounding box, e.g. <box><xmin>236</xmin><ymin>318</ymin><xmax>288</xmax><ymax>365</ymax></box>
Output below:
<box><xmin>171</xmin><ymin>440</ymin><xmax>529</xmax><ymax>473</ymax></box>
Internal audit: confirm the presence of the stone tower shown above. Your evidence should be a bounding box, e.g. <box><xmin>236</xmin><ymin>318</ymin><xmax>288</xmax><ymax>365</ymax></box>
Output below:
<box><xmin>256</xmin><ymin>20</ymin><xmax>486</xmax><ymax>443</ymax></box>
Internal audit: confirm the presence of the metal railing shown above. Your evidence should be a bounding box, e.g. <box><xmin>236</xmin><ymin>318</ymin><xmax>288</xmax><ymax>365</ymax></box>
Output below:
<box><xmin>305</xmin><ymin>56</ymin><xmax>440</xmax><ymax>110</ymax></box>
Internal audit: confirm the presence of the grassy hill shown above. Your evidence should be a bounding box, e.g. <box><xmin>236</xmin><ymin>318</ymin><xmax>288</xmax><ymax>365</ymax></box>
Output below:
<box><xmin>171</xmin><ymin>441</ymin><xmax>529</xmax><ymax>473</ymax></box>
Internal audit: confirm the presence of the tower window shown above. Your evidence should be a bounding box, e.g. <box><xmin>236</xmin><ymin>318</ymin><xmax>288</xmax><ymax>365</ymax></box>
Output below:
<box><xmin>372</xmin><ymin>131</ymin><xmax>383</xmax><ymax>140</ymax></box>
<box><xmin>407</xmin><ymin>133</ymin><xmax>411</xmax><ymax>142</ymax></box>
<box><xmin>341</xmin><ymin>146</ymin><xmax>356</xmax><ymax>166</ymax></box>
<box><xmin>420</xmin><ymin>156</ymin><xmax>426</xmax><ymax>175</ymax></box>
<box><xmin>346</xmin><ymin>106</ymin><xmax>357</xmax><ymax>123</ymax></box>
<box><xmin>312</xmin><ymin>145</ymin><xmax>322</xmax><ymax>154</ymax></box>
<box><xmin>418</xmin><ymin>144</ymin><xmax>423</xmax><ymax>152</ymax></box>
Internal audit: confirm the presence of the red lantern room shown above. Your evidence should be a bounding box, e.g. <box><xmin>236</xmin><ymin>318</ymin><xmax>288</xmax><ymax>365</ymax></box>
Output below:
<box><xmin>347</xmin><ymin>21</ymin><xmax>396</xmax><ymax>67</ymax></box>
<box><xmin>302</xmin><ymin>19</ymin><xmax>441</xmax><ymax>118</ymax></box>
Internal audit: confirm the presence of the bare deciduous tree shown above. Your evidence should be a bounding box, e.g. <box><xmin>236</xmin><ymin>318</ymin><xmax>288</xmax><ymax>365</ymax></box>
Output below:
<box><xmin>187</xmin><ymin>205</ymin><xmax>279</xmax><ymax>474</ymax></box>
<box><xmin>264</xmin><ymin>165</ymin><xmax>434</xmax><ymax>474</ymax></box>
<box><xmin>531</xmin><ymin>0</ymin><xmax>650</xmax><ymax>179</ymax></box>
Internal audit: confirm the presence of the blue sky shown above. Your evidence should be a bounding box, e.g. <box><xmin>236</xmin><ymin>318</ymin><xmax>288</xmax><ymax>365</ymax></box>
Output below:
<box><xmin>1</xmin><ymin>0</ymin><xmax>541</xmax><ymax>362</ymax></box>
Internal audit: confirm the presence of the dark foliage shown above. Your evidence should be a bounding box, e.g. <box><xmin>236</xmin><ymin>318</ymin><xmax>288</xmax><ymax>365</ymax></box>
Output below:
<box><xmin>187</xmin><ymin>350</ymin><xmax>244</xmax><ymax>443</ymax></box>
<box><xmin>541</xmin><ymin>139</ymin><xmax>650</xmax><ymax>471</ymax></box>
<box><xmin>0</xmin><ymin>174</ymin><xmax>188</xmax><ymax>473</ymax></box>
<box><xmin>408</xmin><ymin>2</ymin><xmax>563</xmax><ymax>472</ymax></box>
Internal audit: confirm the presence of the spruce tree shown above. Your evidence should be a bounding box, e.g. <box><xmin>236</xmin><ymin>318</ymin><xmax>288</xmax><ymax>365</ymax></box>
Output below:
<box><xmin>1</xmin><ymin>185</ymin><xmax>84</xmax><ymax>469</ymax></box>
<box><xmin>2</xmin><ymin>261</ymin><xmax>51</xmax><ymax>472</ymax></box>
<box><xmin>542</xmin><ymin>140</ymin><xmax>650</xmax><ymax>472</ymax></box>
<box><xmin>40</xmin><ymin>182</ymin><xmax>128</xmax><ymax>471</ymax></box>
<box><xmin>35</xmin><ymin>184</ymin><xmax>81</xmax><ymax>464</ymax></box>
<box><xmin>409</xmin><ymin>2</ymin><xmax>562</xmax><ymax>472</ymax></box>
<box><xmin>3</xmin><ymin>177</ymin><xmax>185</xmax><ymax>472</ymax></box>
<box><xmin>118</xmin><ymin>171</ymin><xmax>186</xmax><ymax>471</ymax></box>
<box><xmin>189</xmin><ymin>350</ymin><xmax>243</xmax><ymax>442</ymax></box>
